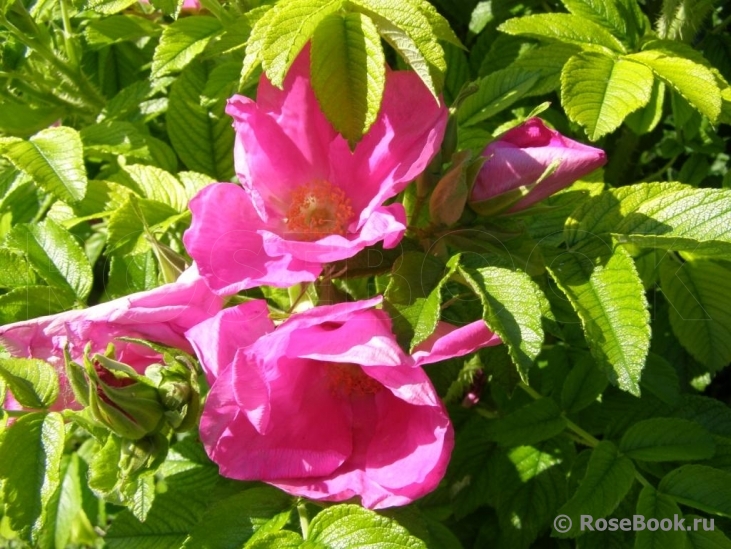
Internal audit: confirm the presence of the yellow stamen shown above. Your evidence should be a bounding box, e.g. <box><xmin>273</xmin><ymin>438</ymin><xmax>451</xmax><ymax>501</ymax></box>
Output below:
<box><xmin>325</xmin><ymin>363</ymin><xmax>383</xmax><ymax>397</ymax></box>
<box><xmin>285</xmin><ymin>180</ymin><xmax>354</xmax><ymax>241</ymax></box>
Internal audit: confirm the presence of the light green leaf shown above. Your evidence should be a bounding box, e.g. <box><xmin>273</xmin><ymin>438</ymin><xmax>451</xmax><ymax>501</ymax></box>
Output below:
<box><xmin>627</xmin><ymin>50</ymin><xmax>721</xmax><ymax>122</ymax></box>
<box><xmin>311</xmin><ymin>12</ymin><xmax>385</xmax><ymax>144</ymax></box>
<box><xmin>106</xmin><ymin>251</ymin><xmax>160</xmax><ymax>299</ymax></box>
<box><xmin>544</xmin><ymin>241</ymin><xmax>650</xmax><ymax>395</ymax></box>
<box><xmin>660</xmin><ymin>258</ymin><xmax>731</xmax><ymax>372</ymax></box>
<box><xmin>85</xmin><ymin>15</ymin><xmax>161</xmax><ymax>47</ymax></box>
<box><xmin>151</xmin><ymin>17</ymin><xmax>223</xmax><ymax>78</ymax></box>
<box><xmin>498</xmin><ymin>14</ymin><xmax>627</xmax><ymax>53</ymax></box>
<box><xmin>124</xmin><ymin>164</ymin><xmax>189</xmax><ymax>212</ymax></box>
<box><xmin>635</xmin><ymin>485</ymin><xmax>686</xmax><ymax>549</ymax></box>
<box><xmin>352</xmin><ymin>0</ymin><xmax>445</xmax><ymax>95</ymax></box>
<box><xmin>620</xmin><ymin>418</ymin><xmax>716</xmax><ymax>461</ymax></box>
<box><xmin>566</xmin><ymin>183</ymin><xmax>731</xmax><ymax>257</ymax></box>
<box><xmin>167</xmin><ymin>62</ymin><xmax>235</xmax><ymax>181</ymax></box>
<box><xmin>52</xmin><ymin>454</ymin><xmax>95</xmax><ymax>549</ymax></box>
<box><xmin>561</xmin><ymin>0</ymin><xmax>633</xmax><ymax>42</ymax></box>
<box><xmin>0</xmin><ymin>98</ymin><xmax>63</xmax><ymax>138</ymax></box>
<box><xmin>458</xmin><ymin>67</ymin><xmax>541</xmax><ymax>127</ymax></box>
<box><xmin>262</xmin><ymin>0</ymin><xmax>344</xmax><ymax>88</ymax></box>
<box><xmin>556</xmin><ymin>441</ymin><xmax>636</xmax><ymax>536</ymax></box>
<box><xmin>404</xmin><ymin>0</ymin><xmax>462</xmax><ymax>47</ymax></box>
<box><xmin>308</xmin><ymin>504</ymin><xmax>427</xmax><ymax>548</ymax></box>
<box><xmin>106</xmin><ymin>196</ymin><xmax>180</xmax><ymax>254</ymax></box>
<box><xmin>561</xmin><ymin>52</ymin><xmax>654</xmax><ymax>140</ymax></box>
<box><xmin>81</xmin><ymin>121</ymin><xmax>152</xmax><ymax>159</ymax></box>
<box><xmin>510</xmin><ymin>43</ymin><xmax>582</xmax><ymax>97</ymax></box>
<box><xmin>0</xmin><ymin>413</ymin><xmax>65</xmax><ymax>544</ymax></box>
<box><xmin>6</xmin><ymin>219</ymin><xmax>93</xmax><ymax>302</ymax></box>
<box><xmin>0</xmin><ymin>249</ymin><xmax>36</xmax><ymax>288</ymax></box>
<box><xmin>659</xmin><ymin>465</ymin><xmax>731</xmax><ymax>517</ymax></box>
<box><xmin>0</xmin><ymin>127</ymin><xmax>87</xmax><ymax>203</ymax></box>
<box><xmin>245</xmin><ymin>531</ymin><xmax>304</xmax><ymax>548</ymax></box>
<box><xmin>0</xmin><ymin>357</ymin><xmax>59</xmax><ymax>409</ymax></box>
<box><xmin>560</xmin><ymin>354</ymin><xmax>608</xmax><ymax>413</ymax></box>
<box><xmin>625</xmin><ymin>80</ymin><xmax>666</xmax><ymax>135</ymax></box>
<box><xmin>0</xmin><ymin>286</ymin><xmax>76</xmax><ymax>325</ymax></box>
<box><xmin>241</xmin><ymin>4</ymin><xmax>280</xmax><ymax>84</ymax></box>
<box><xmin>485</xmin><ymin>398</ymin><xmax>567</xmax><ymax>446</ymax></box>
<box><xmin>183</xmin><ymin>487</ymin><xmax>293</xmax><ymax>549</ymax></box>
<box><xmin>85</xmin><ymin>0</ymin><xmax>138</xmax><ymax>14</ymax></box>
<box><xmin>127</xmin><ymin>475</ymin><xmax>156</xmax><ymax>523</ymax></box>
<box><xmin>455</xmin><ymin>260</ymin><xmax>544</xmax><ymax>378</ymax></box>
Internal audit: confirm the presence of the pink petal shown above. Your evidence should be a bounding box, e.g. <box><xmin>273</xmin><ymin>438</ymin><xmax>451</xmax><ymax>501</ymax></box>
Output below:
<box><xmin>185</xmin><ymin>300</ymin><xmax>274</xmax><ymax>384</ymax></box>
<box><xmin>184</xmin><ymin>183</ymin><xmax>322</xmax><ymax>294</ymax></box>
<box><xmin>412</xmin><ymin>320</ymin><xmax>502</xmax><ymax>367</ymax></box>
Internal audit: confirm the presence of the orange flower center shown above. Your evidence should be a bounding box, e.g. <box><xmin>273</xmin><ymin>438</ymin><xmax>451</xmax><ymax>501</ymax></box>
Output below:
<box><xmin>325</xmin><ymin>363</ymin><xmax>383</xmax><ymax>397</ymax></box>
<box><xmin>285</xmin><ymin>180</ymin><xmax>354</xmax><ymax>241</ymax></box>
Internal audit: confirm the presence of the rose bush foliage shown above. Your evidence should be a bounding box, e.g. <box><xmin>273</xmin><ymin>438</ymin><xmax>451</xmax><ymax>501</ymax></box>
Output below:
<box><xmin>1</xmin><ymin>0</ymin><xmax>731</xmax><ymax>548</ymax></box>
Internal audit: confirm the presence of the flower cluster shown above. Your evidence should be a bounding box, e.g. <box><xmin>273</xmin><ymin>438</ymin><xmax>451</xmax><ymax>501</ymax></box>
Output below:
<box><xmin>0</xmin><ymin>47</ymin><xmax>604</xmax><ymax>509</ymax></box>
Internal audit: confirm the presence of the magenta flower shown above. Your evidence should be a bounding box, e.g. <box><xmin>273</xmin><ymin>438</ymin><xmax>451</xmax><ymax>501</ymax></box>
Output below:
<box><xmin>184</xmin><ymin>51</ymin><xmax>448</xmax><ymax>294</ymax></box>
<box><xmin>469</xmin><ymin>118</ymin><xmax>607</xmax><ymax>213</ymax></box>
<box><xmin>0</xmin><ymin>267</ymin><xmax>221</xmax><ymax>411</ymax></box>
<box><xmin>186</xmin><ymin>297</ymin><xmax>500</xmax><ymax>509</ymax></box>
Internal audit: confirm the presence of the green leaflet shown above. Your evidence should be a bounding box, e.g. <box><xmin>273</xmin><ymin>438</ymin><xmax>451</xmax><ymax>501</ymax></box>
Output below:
<box><xmin>543</xmin><ymin>241</ymin><xmax>650</xmax><ymax>395</ymax></box>
<box><xmin>560</xmin><ymin>0</ymin><xmax>633</xmax><ymax>43</ymax></box>
<box><xmin>627</xmin><ymin>50</ymin><xmax>721</xmax><ymax>123</ymax></box>
<box><xmin>556</xmin><ymin>441</ymin><xmax>636</xmax><ymax>537</ymax></box>
<box><xmin>311</xmin><ymin>12</ymin><xmax>385</xmax><ymax>144</ymax></box>
<box><xmin>560</xmin><ymin>353</ymin><xmax>608</xmax><ymax>413</ymax></box>
<box><xmin>6</xmin><ymin>218</ymin><xmax>94</xmax><ymax>302</ymax></box>
<box><xmin>0</xmin><ymin>127</ymin><xmax>87</xmax><ymax>203</ymax></box>
<box><xmin>0</xmin><ymin>413</ymin><xmax>65</xmax><ymax>546</ymax></box>
<box><xmin>85</xmin><ymin>0</ymin><xmax>138</xmax><ymax>15</ymax></box>
<box><xmin>123</xmin><ymin>164</ymin><xmax>189</xmax><ymax>212</ymax></box>
<box><xmin>151</xmin><ymin>17</ymin><xmax>223</xmax><ymax>78</ymax></box>
<box><xmin>620</xmin><ymin>418</ymin><xmax>716</xmax><ymax>461</ymax></box>
<box><xmin>167</xmin><ymin>62</ymin><xmax>235</xmax><ymax>181</ymax></box>
<box><xmin>0</xmin><ymin>357</ymin><xmax>59</xmax><ymax>409</ymax></box>
<box><xmin>561</xmin><ymin>52</ymin><xmax>654</xmax><ymax>140</ymax></box>
<box><xmin>484</xmin><ymin>398</ymin><xmax>567</xmax><ymax>447</ymax></box>
<box><xmin>566</xmin><ymin>183</ymin><xmax>731</xmax><ymax>257</ymax></box>
<box><xmin>660</xmin><ymin>258</ymin><xmax>731</xmax><ymax>372</ymax></box>
<box><xmin>498</xmin><ymin>13</ymin><xmax>627</xmax><ymax>53</ymax></box>
<box><xmin>659</xmin><ymin>465</ymin><xmax>731</xmax><ymax>517</ymax></box>
<box><xmin>308</xmin><ymin>505</ymin><xmax>427</xmax><ymax>548</ymax></box>
<box><xmin>262</xmin><ymin>0</ymin><xmax>344</xmax><ymax>88</ymax></box>
<box><xmin>635</xmin><ymin>485</ymin><xmax>686</xmax><ymax>549</ymax></box>
<box><xmin>458</xmin><ymin>67</ymin><xmax>541</xmax><ymax>126</ymax></box>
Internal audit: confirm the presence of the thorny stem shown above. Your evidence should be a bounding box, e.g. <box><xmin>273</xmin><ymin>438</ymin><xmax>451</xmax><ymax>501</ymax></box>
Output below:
<box><xmin>517</xmin><ymin>382</ymin><xmax>651</xmax><ymax>488</ymax></box>
<box><xmin>59</xmin><ymin>0</ymin><xmax>79</xmax><ymax>69</ymax></box>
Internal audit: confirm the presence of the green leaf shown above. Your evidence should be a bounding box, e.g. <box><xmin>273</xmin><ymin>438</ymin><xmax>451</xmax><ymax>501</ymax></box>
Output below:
<box><xmin>685</xmin><ymin>515</ymin><xmax>731</xmax><ymax>548</ymax></box>
<box><xmin>0</xmin><ymin>286</ymin><xmax>76</xmax><ymax>325</ymax></box>
<box><xmin>183</xmin><ymin>487</ymin><xmax>293</xmax><ymax>549</ymax></box>
<box><xmin>308</xmin><ymin>504</ymin><xmax>427</xmax><ymax>548</ymax></box>
<box><xmin>85</xmin><ymin>15</ymin><xmax>161</xmax><ymax>47</ymax></box>
<box><xmin>659</xmin><ymin>258</ymin><xmax>731</xmax><ymax>372</ymax></box>
<box><xmin>0</xmin><ymin>98</ymin><xmax>63</xmax><ymax>138</ymax></box>
<box><xmin>262</xmin><ymin>0</ymin><xmax>344</xmax><ymax>88</ymax></box>
<box><xmin>659</xmin><ymin>465</ymin><xmax>731</xmax><ymax>517</ymax></box>
<box><xmin>509</xmin><ymin>43</ymin><xmax>582</xmax><ymax>97</ymax></box>
<box><xmin>0</xmin><ymin>357</ymin><xmax>59</xmax><ymax>409</ymax></box>
<box><xmin>543</xmin><ymin>241</ymin><xmax>650</xmax><ymax>395</ymax></box>
<box><xmin>0</xmin><ymin>127</ymin><xmax>87</xmax><ymax>203</ymax></box>
<box><xmin>352</xmin><ymin>0</ymin><xmax>445</xmax><ymax>96</ymax></box>
<box><xmin>85</xmin><ymin>0</ymin><xmax>138</xmax><ymax>14</ymax></box>
<box><xmin>151</xmin><ymin>17</ymin><xmax>223</xmax><ymax>78</ymax></box>
<box><xmin>560</xmin><ymin>0</ymin><xmax>634</xmax><ymax>42</ymax></box>
<box><xmin>124</xmin><ymin>165</ymin><xmax>189</xmax><ymax>212</ymax></box>
<box><xmin>404</xmin><ymin>0</ymin><xmax>462</xmax><ymax>47</ymax></box>
<box><xmin>635</xmin><ymin>485</ymin><xmax>686</xmax><ymax>549</ymax></box>
<box><xmin>0</xmin><ymin>413</ymin><xmax>65</xmax><ymax>544</ymax></box>
<box><xmin>6</xmin><ymin>219</ymin><xmax>93</xmax><ymax>302</ymax></box>
<box><xmin>561</xmin><ymin>52</ymin><xmax>654</xmax><ymax>140</ymax></box>
<box><xmin>106</xmin><ymin>251</ymin><xmax>160</xmax><ymax>299</ymax></box>
<box><xmin>485</xmin><ymin>398</ymin><xmax>567</xmax><ymax>447</ymax></box>
<box><xmin>455</xmin><ymin>260</ymin><xmax>545</xmax><ymax>378</ymax></box>
<box><xmin>51</xmin><ymin>454</ymin><xmax>96</xmax><ymax>549</ymax></box>
<box><xmin>245</xmin><ymin>531</ymin><xmax>304</xmax><ymax>548</ymax></box>
<box><xmin>81</xmin><ymin>121</ymin><xmax>153</xmax><ymax>159</ymax></box>
<box><xmin>498</xmin><ymin>14</ymin><xmax>627</xmax><ymax>53</ymax></box>
<box><xmin>625</xmin><ymin>80</ymin><xmax>666</xmax><ymax>135</ymax></box>
<box><xmin>0</xmin><ymin>249</ymin><xmax>36</xmax><ymax>288</ymax></box>
<box><xmin>566</xmin><ymin>183</ymin><xmax>731</xmax><ymax>257</ymax></box>
<box><xmin>384</xmin><ymin>252</ymin><xmax>451</xmax><ymax>351</ymax></box>
<box><xmin>627</xmin><ymin>50</ymin><xmax>721</xmax><ymax>123</ymax></box>
<box><xmin>311</xmin><ymin>12</ymin><xmax>385</xmax><ymax>144</ymax></box>
<box><xmin>457</xmin><ymin>67</ymin><xmax>541</xmax><ymax>127</ymax></box>
<box><xmin>556</xmin><ymin>441</ymin><xmax>636</xmax><ymax>536</ymax></box>
<box><xmin>620</xmin><ymin>418</ymin><xmax>716</xmax><ymax>461</ymax></box>
<box><xmin>241</xmin><ymin>4</ymin><xmax>279</xmax><ymax>84</ymax></box>
<box><xmin>106</xmin><ymin>196</ymin><xmax>180</xmax><ymax>254</ymax></box>
<box><xmin>560</xmin><ymin>353</ymin><xmax>608</xmax><ymax>413</ymax></box>
<box><xmin>167</xmin><ymin>62</ymin><xmax>235</xmax><ymax>181</ymax></box>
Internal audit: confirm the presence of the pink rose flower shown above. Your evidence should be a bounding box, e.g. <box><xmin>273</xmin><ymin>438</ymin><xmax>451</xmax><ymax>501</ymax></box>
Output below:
<box><xmin>469</xmin><ymin>118</ymin><xmax>607</xmax><ymax>212</ymax></box>
<box><xmin>0</xmin><ymin>267</ymin><xmax>221</xmax><ymax>411</ymax></box>
<box><xmin>186</xmin><ymin>297</ymin><xmax>500</xmax><ymax>509</ymax></box>
<box><xmin>184</xmin><ymin>50</ymin><xmax>448</xmax><ymax>294</ymax></box>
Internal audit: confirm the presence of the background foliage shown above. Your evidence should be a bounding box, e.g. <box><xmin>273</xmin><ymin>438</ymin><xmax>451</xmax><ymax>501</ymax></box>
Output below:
<box><xmin>1</xmin><ymin>0</ymin><xmax>731</xmax><ymax>547</ymax></box>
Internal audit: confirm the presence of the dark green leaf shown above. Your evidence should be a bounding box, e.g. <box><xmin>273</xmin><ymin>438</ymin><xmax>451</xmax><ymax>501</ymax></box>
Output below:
<box><xmin>659</xmin><ymin>465</ymin><xmax>731</xmax><ymax>517</ymax></box>
<box><xmin>620</xmin><ymin>418</ymin><xmax>716</xmax><ymax>461</ymax></box>
<box><xmin>485</xmin><ymin>398</ymin><xmax>567</xmax><ymax>447</ymax></box>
